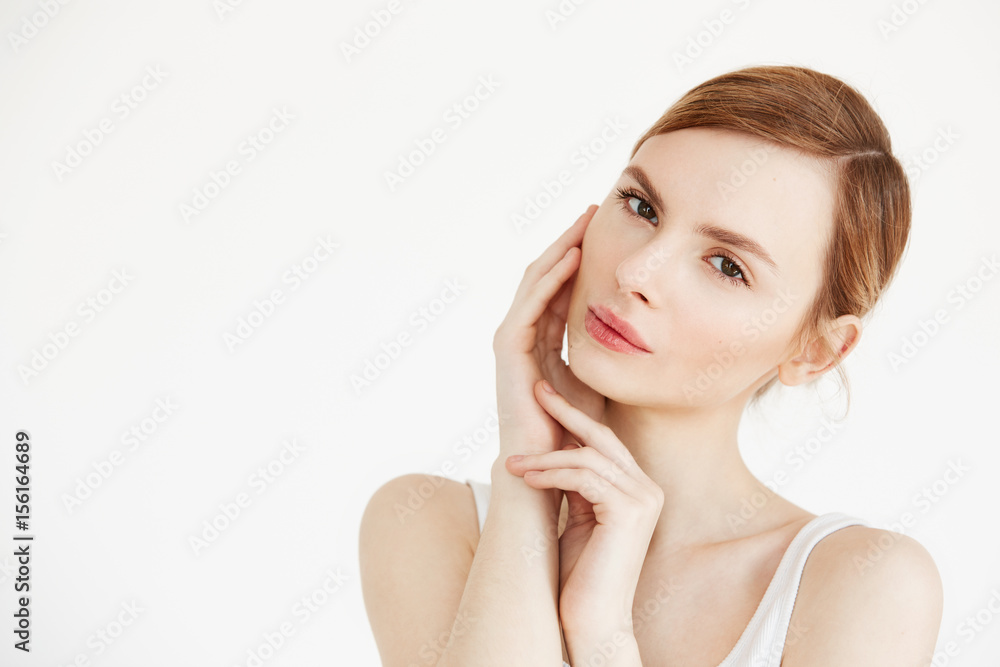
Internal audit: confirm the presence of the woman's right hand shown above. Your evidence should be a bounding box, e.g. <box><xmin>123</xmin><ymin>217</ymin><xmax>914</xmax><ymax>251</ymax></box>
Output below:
<box><xmin>492</xmin><ymin>205</ymin><xmax>605</xmax><ymax>460</ymax></box>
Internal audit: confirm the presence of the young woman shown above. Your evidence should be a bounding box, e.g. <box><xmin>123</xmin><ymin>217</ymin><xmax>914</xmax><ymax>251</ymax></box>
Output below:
<box><xmin>360</xmin><ymin>65</ymin><xmax>943</xmax><ymax>666</ymax></box>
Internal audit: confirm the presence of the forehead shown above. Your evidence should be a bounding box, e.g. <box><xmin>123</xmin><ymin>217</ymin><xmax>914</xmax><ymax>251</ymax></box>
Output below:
<box><xmin>629</xmin><ymin>127</ymin><xmax>836</xmax><ymax>268</ymax></box>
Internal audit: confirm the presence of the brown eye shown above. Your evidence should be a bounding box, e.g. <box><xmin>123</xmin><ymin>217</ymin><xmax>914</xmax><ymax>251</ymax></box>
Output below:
<box><xmin>708</xmin><ymin>255</ymin><xmax>747</xmax><ymax>285</ymax></box>
<box><xmin>625</xmin><ymin>196</ymin><xmax>658</xmax><ymax>223</ymax></box>
<box><xmin>615</xmin><ymin>186</ymin><xmax>659</xmax><ymax>224</ymax></box>
<box><xmin>720</xmin><ymin>257</ymin><xmax>741</xmax><ymax>277</ymax></box>
<box><xmin>633</xmin><ymin>198</ymin><xmax>656</xmax><ymax>221</ymax></box>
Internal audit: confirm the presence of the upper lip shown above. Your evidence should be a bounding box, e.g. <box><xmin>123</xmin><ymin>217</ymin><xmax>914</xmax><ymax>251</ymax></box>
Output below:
<box><xmin>589</xmin><ymin>304</ymin><xmax>651</xmax><ymax>352</ymax></box>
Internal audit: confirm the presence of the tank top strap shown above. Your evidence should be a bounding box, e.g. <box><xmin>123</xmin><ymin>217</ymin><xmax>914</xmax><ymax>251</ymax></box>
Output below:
<box><xmin>465</xmin><ymin>478</ymin><xmax>490</xmax><ymax>534</ymax></box>
<box><xmin>464</xmin><ymin>481</ymin><xmax>866</xmax><ymax>667</ymax></box>
<box><xmin>721</xmin><ymin>511</ymin><xmax>870</xmax><ymax>666</ymax></box>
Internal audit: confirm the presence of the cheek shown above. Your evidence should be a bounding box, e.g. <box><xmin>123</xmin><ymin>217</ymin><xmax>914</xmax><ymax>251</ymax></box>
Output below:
<box><xmin>576</xmin><ymin>216</ymin><xmax>620</xmax><ymax>287</ymax></box>
<box><xmin>567</xmin><ymin>219</ymin><xmax>626</xmax><ymax>344</ymax></box>
<box><xmin>672</xmin><ymin>298</ymin><xmax>798</xmax><ymax>378</ymax></box>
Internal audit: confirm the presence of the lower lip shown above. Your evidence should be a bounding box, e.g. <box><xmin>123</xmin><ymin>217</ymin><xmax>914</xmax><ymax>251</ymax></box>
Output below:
<box><xmin>585</xmin><ymin>309</ymin><xmax>649</xmax><ymax>354</ymax></box>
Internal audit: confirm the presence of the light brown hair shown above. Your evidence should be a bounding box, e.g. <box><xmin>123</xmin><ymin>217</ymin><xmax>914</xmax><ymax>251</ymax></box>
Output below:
<box><xmin>630</xmin><ymin>65</ymin><xmax>911</xmax><ymax>410</ymax></box>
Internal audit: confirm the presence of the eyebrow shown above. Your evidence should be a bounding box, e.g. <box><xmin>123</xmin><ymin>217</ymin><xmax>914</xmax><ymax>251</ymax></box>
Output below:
<box><xmin>693</xmin><ymin>223</ymin><xmax>780</xmax><ymax>277</ymax></box>
<box><xmin>620</xmin><ymin>164</ymin><xmax>780</xmax><ymax>277</ymax></box>
<box><xmin>622</xmin><ymin>165</ymin><xmax>667</xmax><ymax>214</ymax></box>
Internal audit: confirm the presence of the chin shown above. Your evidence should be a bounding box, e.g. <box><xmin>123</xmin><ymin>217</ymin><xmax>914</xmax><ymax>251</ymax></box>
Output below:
<box><xmin>566</xmin><ymin>335</ymin><xmax>646</xmax><ymax>403</ymax></box>
<box><xmin>567</xmin><ymin>334</ymin><xmax>735</xmax><ymax>410</ymax></box>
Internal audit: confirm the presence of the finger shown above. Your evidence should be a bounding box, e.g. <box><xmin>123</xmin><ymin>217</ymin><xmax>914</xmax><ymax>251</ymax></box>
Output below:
<box><xmin>501</xmin><ymin>205</ymin><xmax>597</xmax><ymax>337</ymax></box>
<box><xmin>533</xmin><ymin>381</ymin><xmax>642</xmax><ymax>480</ymax></box>
<box><xmin>509</xmin><ymin>245</ymin><xmax>582</xmax><ymax>332</ymax></box>
<box><xmin>521</xmin><ymin>467</ymin><xmax>626</xmax><ymax>509</ymax></box>
<box><xmin>507</xmin><ymin>447</ymin><xmax>646</xmax><ymax>497</ymax></box>
<box><xmin>544</xmin><ymin>204</ymin><xmax>597</xmax><ymax>260</ymax></box>
<box><xmin>503</xmin><ymin>447</ymin><xmax>575</xmax><ymax>476</ymax></box>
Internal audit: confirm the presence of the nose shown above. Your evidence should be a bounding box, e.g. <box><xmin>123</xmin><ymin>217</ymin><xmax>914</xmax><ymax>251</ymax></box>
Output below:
<box><xmin>615</xmin><ymin>242</ymin><xmax>670</xmax><ymax>307</ymax></box>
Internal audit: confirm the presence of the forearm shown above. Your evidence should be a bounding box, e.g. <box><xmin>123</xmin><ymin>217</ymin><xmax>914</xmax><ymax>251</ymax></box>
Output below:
<box><xmin>436</xmin><ymin>456</ymin><xmax>563</xmax><ymax>666</ymax></box>
<box><xmin>564</xmin><ymin>625</ymin><xmax>643</xmax><ymax>667</ymax></box>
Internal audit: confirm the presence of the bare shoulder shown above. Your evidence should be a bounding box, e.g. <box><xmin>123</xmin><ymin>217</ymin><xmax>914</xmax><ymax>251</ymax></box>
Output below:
<box><xmin>361</xmin><ymin>473</ymin><xmax>480</xmax><ymax>548</ymax></box>
<box><xmin>782</xmin><ymin>524</ymin><xmax>944</xmax><ymax>665</ymax></box>
<box><xmin>358</xmin><ymin>474</ymin><xmax>481</xmax><ymax>666</ymax></box>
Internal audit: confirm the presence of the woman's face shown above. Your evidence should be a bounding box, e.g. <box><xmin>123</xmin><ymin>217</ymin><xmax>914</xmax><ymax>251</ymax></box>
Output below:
<box><xmin>566</xmin><ymin>127</ymin><xmax>837</xmax><ymax>408</ymax></box>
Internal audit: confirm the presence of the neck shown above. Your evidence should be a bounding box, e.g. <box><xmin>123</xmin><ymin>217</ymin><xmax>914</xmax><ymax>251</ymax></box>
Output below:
<box><xmin>600</xmin><ymin>393</ymin><xmax>795</xmax><ymax>558</ymax></box>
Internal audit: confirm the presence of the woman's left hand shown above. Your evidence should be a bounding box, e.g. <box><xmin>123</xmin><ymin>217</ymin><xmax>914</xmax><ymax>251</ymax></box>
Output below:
<box><xmin>505</xmin><ymin>379</ymin><xmax>665</xmax><ymax>636</ymax></box>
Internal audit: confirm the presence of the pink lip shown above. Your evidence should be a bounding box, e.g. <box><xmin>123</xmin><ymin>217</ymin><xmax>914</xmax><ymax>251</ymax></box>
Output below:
<box><xmin>585</xmin><ymin>305</ymin><xmax>651</xmax><ymax>354</ymax></box>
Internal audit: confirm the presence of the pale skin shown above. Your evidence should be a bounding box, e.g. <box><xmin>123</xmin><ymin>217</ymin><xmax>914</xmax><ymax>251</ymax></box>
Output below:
<box><xmin>359</xmin><ymin>127</ymin><xmax>944</xmax><ymax>666</ymax></box>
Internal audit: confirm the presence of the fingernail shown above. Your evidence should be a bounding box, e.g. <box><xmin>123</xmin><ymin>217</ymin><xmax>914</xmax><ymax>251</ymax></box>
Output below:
<box><xmin>507</xmin><ymin>455</ymin><xmax>523</xmax><ymax>463</ymax></box>
<box><xmin>541</xmin><ymin>380</ymin><xmax>556</xmax><ymax>394</ymax></box>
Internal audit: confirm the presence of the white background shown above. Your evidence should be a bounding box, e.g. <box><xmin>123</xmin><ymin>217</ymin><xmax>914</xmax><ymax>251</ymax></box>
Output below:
<box><xmin>1</xmin><ymin>0</ymin><xmax>998</xmax><ymax>665</ymax></box>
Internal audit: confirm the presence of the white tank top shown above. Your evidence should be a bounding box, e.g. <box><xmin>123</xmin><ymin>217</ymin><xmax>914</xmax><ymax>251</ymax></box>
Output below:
<box><xmin>465</xmin><ymin>478</ymin><xmax>869</xmax><ymax>667</ymax></box>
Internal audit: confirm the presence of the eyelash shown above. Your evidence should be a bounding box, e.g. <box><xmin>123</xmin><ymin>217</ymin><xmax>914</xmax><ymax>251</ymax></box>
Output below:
<box><xmin>613</xmin><ymin>185</ymin><xmax>752</xmax><ymax>290</ymax></box>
